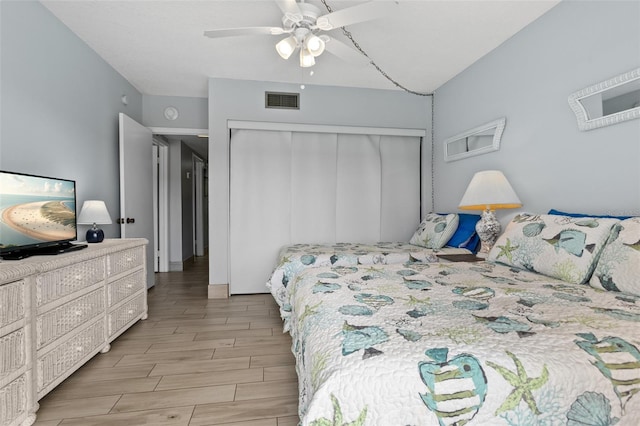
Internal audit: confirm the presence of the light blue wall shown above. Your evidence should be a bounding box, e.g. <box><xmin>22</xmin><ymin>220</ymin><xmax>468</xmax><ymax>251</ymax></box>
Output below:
<box><xmin>142</xmin><ymin>95</ymin><xmax>208</xmax><ymax>129</ymax></box>
<box><xmin>208</xmin><ymin>78</ymin><xmax>431</xmax><ymax>285</ymax></box>
<box><xmin>434</xmin><ymin>0</ymin><xmax>640</xmax><ymax>226</ymax></box>
<box><xmin>0</xmin><ymin>1</ymin><xmax>142</xmax><ymax>240</ymax></box>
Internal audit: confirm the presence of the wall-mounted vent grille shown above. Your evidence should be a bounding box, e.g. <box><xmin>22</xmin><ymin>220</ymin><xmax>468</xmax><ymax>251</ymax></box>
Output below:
<box><xmin>265</xmin><ymin>92</ymin><xmax>300</xmax><ymax>110</ymax></box>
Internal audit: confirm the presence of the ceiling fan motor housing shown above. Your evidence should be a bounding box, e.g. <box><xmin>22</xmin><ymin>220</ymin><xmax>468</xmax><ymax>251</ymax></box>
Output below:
<box><xmin>282</xmin><ymin>2</ymin><xmax>321</xmax><ymax>30</ymax></box>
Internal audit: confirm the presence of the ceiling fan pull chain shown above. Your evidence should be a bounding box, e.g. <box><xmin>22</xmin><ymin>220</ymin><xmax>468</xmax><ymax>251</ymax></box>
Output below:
<box><xmin>319</xmin><ymin>0</ymin><xmax>430</xmax><ymax>97</ymax></box>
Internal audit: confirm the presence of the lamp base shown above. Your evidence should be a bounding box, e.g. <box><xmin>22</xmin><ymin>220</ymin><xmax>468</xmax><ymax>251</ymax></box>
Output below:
<box><xmin>476</xmin><ymin>208</ymin><xmax>501</xmax><ymax>256</ymax></box>
<box><xmin>86</xmin><ymin>228</ymin><xmax>104</xmax><ymax>243</ymax></box>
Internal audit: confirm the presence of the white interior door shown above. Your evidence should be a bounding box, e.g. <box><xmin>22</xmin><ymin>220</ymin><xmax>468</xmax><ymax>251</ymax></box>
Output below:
<box><xmin>193</xmin><ymin>155</ymin><xmax>205</xmax><ymax>257</ymax></box>
<box><xmin>119</xmin><ymin>113</ymin><xmax>155</xmax><ymax>289</ymax></box>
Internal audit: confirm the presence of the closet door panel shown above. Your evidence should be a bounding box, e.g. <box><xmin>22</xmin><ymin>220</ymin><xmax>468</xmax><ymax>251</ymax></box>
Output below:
<box><xmin>335</xmin><ymin>134</ymin><xmax>381</xmax><ymax>242</ymax></box>
<box><xmin>229</xmin><ymin>129</ymin><xmax>291</xmax><ymax>294</ymax></box>
<box><xmin>291</xmin><ymin>132</ymin><xmax>338</xmax><ymax>243</ymax></box>
<box><xmin>380</xmin><ymin>135</ymin><xmax>421</xmax><ymax>241</ymax></box>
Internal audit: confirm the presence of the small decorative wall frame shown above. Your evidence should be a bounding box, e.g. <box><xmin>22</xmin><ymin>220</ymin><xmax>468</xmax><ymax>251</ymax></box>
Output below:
<box><xmin>443</xmin><ymin>117</ymin><xmax>506</xmax><ymax>162</ymax></box>
<box><xmin>568</xmin><ymin>67</ymin><xmax>640</xmax><ymax>131</ymax></box>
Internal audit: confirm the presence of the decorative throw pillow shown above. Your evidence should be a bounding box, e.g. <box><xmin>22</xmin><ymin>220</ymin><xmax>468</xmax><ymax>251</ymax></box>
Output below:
<box><xmin>445</xmin><ymin>213</ymin><xmax>481</xmax><ymax>249</ymax></box>
<box><xmin>410</xmin><ymin>213</ymin><xmax>459</xmax><ymax>249</ymax></box>
<box><xmin>487</xmin><ymin>213</ymin><xmax>620</xmax><ymax>284</ymax></box>
<box><xmin>589</xmin><ymin>217</ymin><xmax>640</xmax><ymax>296</ymax></box>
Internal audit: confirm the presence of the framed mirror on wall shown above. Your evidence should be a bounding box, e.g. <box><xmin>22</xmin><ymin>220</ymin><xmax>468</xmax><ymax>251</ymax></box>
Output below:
<box><xmin>568</xmin><ymin>67</ymin><xmax>640</xmax><ymax>131</ymax></box>
<box><xmin>444</xmin><ymin>117</ymin><xmax>506</xmax><ymax>162</ymax></box>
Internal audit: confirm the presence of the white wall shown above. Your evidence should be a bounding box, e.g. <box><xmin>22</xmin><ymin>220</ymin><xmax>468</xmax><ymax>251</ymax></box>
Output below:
<box><xmin>434</xmin><ymin>0</ymin><xmax>640</xmax><ymax>226</ymax></box>
<box><xmin>0</xmin><ymin>1</ymin><xmax>142</xmax><ymax>241</ymax></box>
<box><xmin>208</xmin><ymin>78</ymin><xmax>431</xmax><ymax>287</ymax></box>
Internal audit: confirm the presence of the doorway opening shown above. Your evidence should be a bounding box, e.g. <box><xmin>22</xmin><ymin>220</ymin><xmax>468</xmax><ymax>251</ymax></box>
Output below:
<box><xmin>151</xmin><ymin>129</ymin><xmax>209</xmax><ymax>272</ymax></box>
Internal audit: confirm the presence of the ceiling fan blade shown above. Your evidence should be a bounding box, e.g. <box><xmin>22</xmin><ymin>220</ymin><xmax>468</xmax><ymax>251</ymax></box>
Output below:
<box><xmin>204</xmin><ymin>27</ymin><xmax>285</xmax><ymax>38</ymax></box>
<box><xmin>323</xmin><ymin>37</ymin><xmax>369</xmax><ymax>66</ymax></box>
<box><xmin>316</xmin><ymin>1</ymin><xmax>397</xmax><ymax>31</ymax></box>
<box><xmin>275</xmin><ymin>0</ymin><xmax>303</xmax><ymax>22</ymax></box>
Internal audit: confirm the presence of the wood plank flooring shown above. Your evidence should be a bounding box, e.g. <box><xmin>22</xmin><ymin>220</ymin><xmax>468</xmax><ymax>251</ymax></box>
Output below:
<box><xmin>34</xmin><ymin>256</ymin><xmax>299</xmax><ymax>426</ymax></box>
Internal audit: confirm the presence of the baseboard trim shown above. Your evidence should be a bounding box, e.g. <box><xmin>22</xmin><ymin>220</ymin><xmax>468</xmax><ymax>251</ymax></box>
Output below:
<box><xmin>169</xmin><ymin>261</ymin><xmax>183</xmax><ymax>271</ymax></box>
<box><xmin>208</xmin><ymin>284</ymin><xmax>229</xmax><ymax>299</ymax></box>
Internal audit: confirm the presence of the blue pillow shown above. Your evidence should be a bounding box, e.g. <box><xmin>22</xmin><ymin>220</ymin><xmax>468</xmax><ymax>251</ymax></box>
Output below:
<box><xmin>548</xmin><ymin>209</ymin><xmax>631</xmax><ymax>220</ymax></box>
<box><xmin>464</xmin><ymin>233</ymin><xmax>481</xmax><ymax>253</ymax></box>
<box><xmin>445</xmin><ymin>213</ymin><xmax>481</xmax><ymax>249</ymax></box>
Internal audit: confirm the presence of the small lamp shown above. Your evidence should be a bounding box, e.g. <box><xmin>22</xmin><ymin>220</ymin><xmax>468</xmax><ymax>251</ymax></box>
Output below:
<box><xmin>78</xmin><ymin>200</ymin><xmax>112</xmax><ymax>243</ymax></box>
<box><xmin>458</xmin><ymin>170</ymin><xmax>522</xmax><ymax>256</ymax></box>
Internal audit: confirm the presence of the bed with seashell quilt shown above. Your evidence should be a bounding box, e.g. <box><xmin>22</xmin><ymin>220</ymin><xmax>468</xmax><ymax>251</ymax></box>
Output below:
<box><xmin>281</xmin><ymin>214</ymin><xmax>640</xmax><ymax>425</ymax></box>
<box><xmin>267</xmin><ymin>241</ymin><xmax>472</xmax><ymax>331</ymax></box>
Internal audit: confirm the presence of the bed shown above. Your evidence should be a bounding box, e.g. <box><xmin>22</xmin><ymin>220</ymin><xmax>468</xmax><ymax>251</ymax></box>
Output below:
<box><xmin>267</xmin><ymin>213</ymin><xmax>480</xmax><ymax>330</ymax></box>
<box><xmin>267</xmin><ymin>242</ymin><xmax>472</xmax><ymax>330</ymax></box>
<box><xmin>277</xmin><ymin>213</ymin><xmax>640</xmax><ymax>425</ymax></box>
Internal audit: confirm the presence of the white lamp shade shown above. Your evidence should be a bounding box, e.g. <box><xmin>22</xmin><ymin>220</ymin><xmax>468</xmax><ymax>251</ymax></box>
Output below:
<box><xmin>299</xmin><ymin>48</ymin><xmax>315</xmax><ymax>67</ymax></box>
<box><xmin>276</xmin><ymin>36</ymin><xmax>297</xmax><ymax>59</ymax></box>
<box><xmin>78</xmin><ymin>200</ymin><xmax>112</xmax><ymax>225</ymax></box>
<box><xmin>304</xmin><ymin>34</ymin><xmax>325</xmax><ymax>57</ymax></box>
<box><xmin>458</xmin><ymin>170</ymin><xmax>522</xmax><ymax>210</ymax></box>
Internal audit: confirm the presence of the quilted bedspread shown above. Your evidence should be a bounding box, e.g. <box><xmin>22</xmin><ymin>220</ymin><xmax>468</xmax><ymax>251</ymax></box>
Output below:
<box><xmin>266</xmin><ymin>243</ymin><xmax>469</xmax><ymax>331</ymax></box>
<box><xmin>287</xmin><ymin>260</ymin><xmax>640</xmax><ymax>425</ymax></box>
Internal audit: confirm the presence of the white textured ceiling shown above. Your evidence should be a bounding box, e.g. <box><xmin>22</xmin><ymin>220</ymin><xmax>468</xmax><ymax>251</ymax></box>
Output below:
<box><xmin>41</xmin><ymin>0</ymin><xmax>560</xmax><ymax>98</ymax></box>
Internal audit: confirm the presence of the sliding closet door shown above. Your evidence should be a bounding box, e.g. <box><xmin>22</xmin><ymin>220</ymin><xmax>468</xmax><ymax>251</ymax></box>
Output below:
<box><xmin>380</xmin><ymin>135</ymin><xmax>421</xmax><ymax>241</ymax></box>
<box><xmin>335</xmin><ymin>134</ymin><xmax>381</xmax><ymax>242</ymax></box>
<box><xmin>229</xmin><ymin>126</ymin><xmax>422</xmax><ymax>294</ymax></box>
<box><xmin>229</xmin><ymin>129</ymin><xmax>291</xmax><ymax>294</ymax></box>
<box><xmin>290</xmin><ymin>132</ymin><xmax>338</xmax><ymax>243</ymax></box>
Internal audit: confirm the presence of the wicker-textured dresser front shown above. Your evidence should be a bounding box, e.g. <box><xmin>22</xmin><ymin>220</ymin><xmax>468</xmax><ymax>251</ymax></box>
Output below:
<box><xmin>106</xmin><ymin>245</ymin><xmax>147</xmax><ymax>342</ymax></box>
<box><xmin>0</xmin><ymin>238</ymin><xmax>147</xmax><ymax>426</ymax></box>
<box><xmin>0</xmin><ymin>277</ymin><xmax>33</xmax><ymax>426</ymax></box>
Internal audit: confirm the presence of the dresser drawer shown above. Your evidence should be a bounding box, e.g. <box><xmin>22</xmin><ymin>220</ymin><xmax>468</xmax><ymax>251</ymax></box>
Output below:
<box><xmin>108</xmin><ymin>293</ymin><xmax>145</xmax><ymax>338</ymax></box>
<box><xmin>0</xmin><ymin>328</ymin><xmax>26</xmax><ymax>378</ymax></box>
<box><xmin>0</xmin><ymin>280</ymin><xmax>25</xmax><ymax>329</ymax></box>
<box><xmin>36</xmin><ymin>288</ymin><xmax>105</xmax><ymax>349</ymax></box>
<box><xmin>107</xmin><ymin>269</ymin><xmax>145</xmax><ymax>308</ymax></box>
<box><xmin>37</xmin><ymin>319</ymin><xmax>104</xmax><ymax>393</ymax></box>
<box><xmin>108</xmin><ymin>247</ymin><xmax>144</xmax><ymax>277</ymax></box>
<box><xmin>36</xmin><ymin>258</ymin><xmax>105</xmax><ymax>306</ymax></box>
<box><xmin>0</xmin><ymin>374</ymin><xmax>28</xmax><ymax>426</ymax></box>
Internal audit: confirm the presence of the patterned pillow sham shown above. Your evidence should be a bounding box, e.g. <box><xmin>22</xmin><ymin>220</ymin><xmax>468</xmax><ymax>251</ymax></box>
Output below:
<box><xmin>487</xmin><ymin>213</ymin><xmax>620</xmax><ymax>284</ymax></box>
<box><xmin>589</xmin><ymin>217</ymin><xmax>640</xmax><ymax>296</ymax></box>
<box><xmin>409</xmin><ymin>213</ymin><xmax>459</xmax><ymax>249</ymax></box>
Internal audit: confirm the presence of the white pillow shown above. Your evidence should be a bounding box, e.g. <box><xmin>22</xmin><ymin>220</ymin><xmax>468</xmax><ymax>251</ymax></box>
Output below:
<box><xmin>589</xmin><ymin>217</ymin><xmax>640</xmax><ymax>296</ymax></box>
<box><xmin>410</xmin><ymin>213</ymin><xmax>459</xmax><ymax>249</ymax></box>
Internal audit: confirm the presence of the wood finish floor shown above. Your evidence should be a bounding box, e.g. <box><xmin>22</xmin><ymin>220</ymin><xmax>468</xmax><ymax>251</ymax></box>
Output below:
<box><xmin>34</xmin><ymin>256</ymin><xmax>299</xmax><ymax>426</ymax></box>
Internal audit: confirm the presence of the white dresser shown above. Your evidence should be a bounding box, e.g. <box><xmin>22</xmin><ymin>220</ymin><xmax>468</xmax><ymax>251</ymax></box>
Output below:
<box><xmin>0</xmin><ymin>239</ymin><xmax>147</xmax><ymax>426</ymax></box>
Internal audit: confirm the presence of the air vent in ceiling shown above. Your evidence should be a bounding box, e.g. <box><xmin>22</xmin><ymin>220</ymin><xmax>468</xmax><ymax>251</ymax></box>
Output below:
<box><xmin>265</xmin><ymin>92</ymin><xmax>300</xmax><ymax>110</ymax></box>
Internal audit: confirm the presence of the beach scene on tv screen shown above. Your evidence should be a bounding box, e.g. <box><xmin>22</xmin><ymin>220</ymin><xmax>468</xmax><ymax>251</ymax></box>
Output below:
<box><xmin>0</xmin><ymin>173</ymin><xmax>76</xmax><ymax>249</ymax></box>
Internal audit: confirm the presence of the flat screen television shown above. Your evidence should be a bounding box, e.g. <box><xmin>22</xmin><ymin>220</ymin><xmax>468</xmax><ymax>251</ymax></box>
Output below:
<box><xmin>0</xmin><ymin>170</ymin><xmax>86</xmax><ymax>260</ymax></box>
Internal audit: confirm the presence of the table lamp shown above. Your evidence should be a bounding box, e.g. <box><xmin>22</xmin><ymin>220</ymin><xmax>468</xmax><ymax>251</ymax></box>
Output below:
<box><xmin>458</xmin><ymin>170</ymin><xmax>522</xmax><ymax>256</ymax></box>
<box><xmin>78</xmin><ymin>200</ymin><xmax>112</xmax><ymax>243</ymax></box>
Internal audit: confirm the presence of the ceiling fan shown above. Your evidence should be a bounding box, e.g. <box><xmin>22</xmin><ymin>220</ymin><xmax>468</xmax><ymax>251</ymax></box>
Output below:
<box><xmin>203</xmin><ymin>0</ymin><xmax>397</xmax><ymax>68</ymax></box>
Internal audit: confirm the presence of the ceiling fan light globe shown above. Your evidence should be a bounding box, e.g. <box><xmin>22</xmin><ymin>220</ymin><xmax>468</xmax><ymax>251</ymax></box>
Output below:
<box><xmin>276</xmin><ymin>36</ymin><xmax>297</xmax><ymax>59</ymax></box>
<box><xmin>300</xmin><ymin>49</ymin><xmax>315</xmax><ymax>67</ymax></box>
<box><xmin>304</xmin><ymin>34</ymin><xmax>325</xmax><ymax>57</ymax></box>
